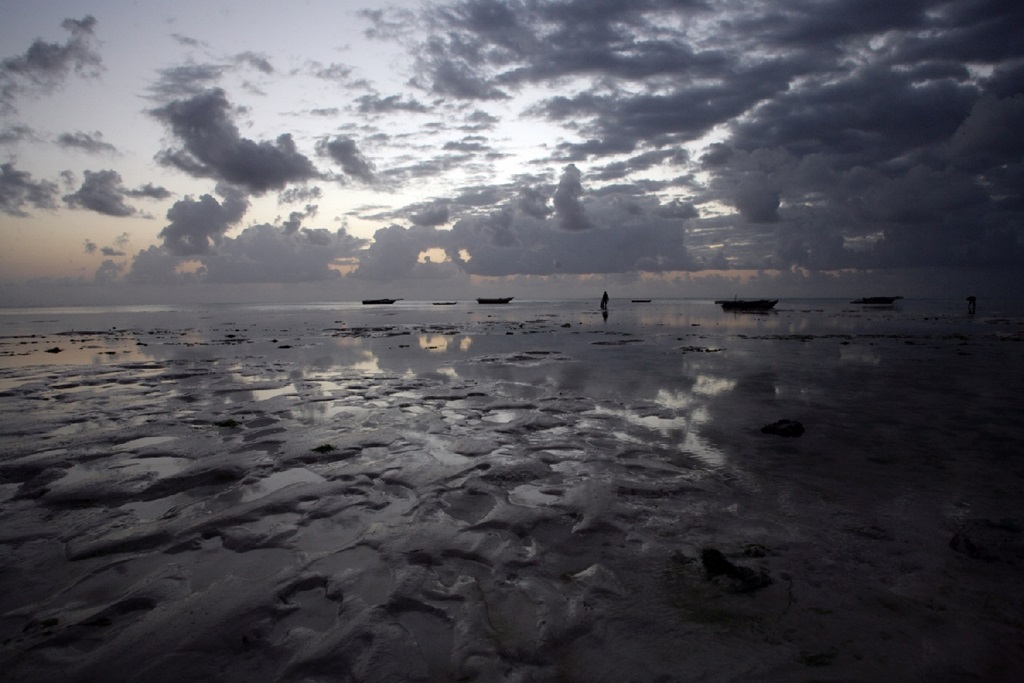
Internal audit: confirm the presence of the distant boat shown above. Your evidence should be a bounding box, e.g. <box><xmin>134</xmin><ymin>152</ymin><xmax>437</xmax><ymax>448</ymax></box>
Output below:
<box><xmin>851</xmin><ymin>296</ymin><xmax>903</xmax><ymax>305</ymax></box>
<box><xmin>631</xmin><ymin>299</ymin><xmax>652</xmax><ymax>303</ymax></box>
<box><xmin>477</xmin><ymin>297</ymin><xmax>514</xmax><ymax>304</ymax></box>
<box><xmin>714</xmin><ymin>298</ymin><xmax>778</xmax><ymax>311</ymax></box>
<box><xmin>362</xmin><ymin>298</ymin><xmax>401</xmax><ymax>305</ymax></box>
<box><xmin>432</xmin><ymin>301</ymin><xmax>457</xmax><ymax>305</ymax></box>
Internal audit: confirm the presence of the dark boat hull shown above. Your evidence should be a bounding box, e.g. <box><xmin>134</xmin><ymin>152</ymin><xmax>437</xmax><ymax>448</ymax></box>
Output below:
<box><xmin>851</xmin><ymin>296</ymin><xmax>903</xmax><ymax>305</ymax></box>
<box><xmin>477</xmin><ymin>297</ymin><xmax>514</xmax><ymax>304</ymax></box>
<box><xmin>362</xmin><ymin>298</ymin><xmax>400</xmax><ymax>305</ymax></box>
<box><xmin>715</xmin><ymin>299</ymin><xmax>778</xmax><ymax>311</ymax></box>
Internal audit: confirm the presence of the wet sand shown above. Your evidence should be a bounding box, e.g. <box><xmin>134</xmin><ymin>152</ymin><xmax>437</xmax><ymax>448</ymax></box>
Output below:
<box><xmin>1</xmin><ymin>299</ymin><xmax>1023</xmax><ymax>681</ymax></box>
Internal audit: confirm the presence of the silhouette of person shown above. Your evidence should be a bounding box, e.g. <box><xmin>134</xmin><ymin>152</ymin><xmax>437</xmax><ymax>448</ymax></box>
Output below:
<box><xmin>967</xmin><ymin>295</ymin><xmax>976</xmax><ymax>314</ymax></box>
<box><xmin>600</xmin><ymin>291</ymin><xmax>609</xmax><ymax>310</ymax></box>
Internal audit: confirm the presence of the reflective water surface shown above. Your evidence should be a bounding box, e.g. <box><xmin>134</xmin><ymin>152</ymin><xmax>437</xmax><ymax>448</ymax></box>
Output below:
<box><xmin>2</xmin><ymin>298</ymin><xmax>1024</xmax><ymax>680</ymax></box>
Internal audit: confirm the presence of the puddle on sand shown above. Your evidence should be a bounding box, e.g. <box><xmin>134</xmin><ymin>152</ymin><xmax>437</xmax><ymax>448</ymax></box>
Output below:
<box><xmin>482</xmin><ymin>409</ymin><xmax>521</xmax><ymax>424</ymax></box>
<box><xmin>119</xmin><ymin>481</ymin><xmax>224</xmax><ymax>521</ymax></box>
<box><xmin>306</xmin><ymin>403</ymin><xmax>370</xmax><ymax>421</ymax></box>
<box><xmin>62</xmin><ymin>455</ymin><xmax>193</xmax><ymax>487</ymax></box>
<box><xmin>509</xmin><ymin>483</ymin><xmax>562</xmax><ymax>507</ymax></box>
<box><xmin>48</xmin><ymin>421</ymin><xmax>103</xmax><ymax>437</ymax></box>
<box><xmin>114</xmin><ymin>435</ymin><xmax>178</xmax><ymax>451</ymax></box>
<box><xmin>236</xmin><ymin>467</ymin><xmax>326</xmax><ymax>502</ymax></box>
<box><xmin>251</xmin><ymin>384</ymin><xmax>296</xmax><ymax>401</ymax></box>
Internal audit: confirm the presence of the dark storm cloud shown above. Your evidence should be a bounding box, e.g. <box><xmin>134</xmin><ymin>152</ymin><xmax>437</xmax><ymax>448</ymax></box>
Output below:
<box><xmin>397</xmin><ymin>0</ymin><xmax>1021</xmax><ymax>260</ymax></box>
<box><xmin>93</xmin><ymin>259</ymin><xmax>125</xmax><ymax>284</ymax></box>
<box><xmin>535</xmin><ymin>68</ymin><xmax>787</xmax><ymax>154</ymax></box>
<box><xmin>234</xmin><ymin>52</ymin><xmax>274</xmax><ymax>74</ymax></box>
<box><xmin>0</xmin><ymin>16</ymin><xmax>101</xmax><ymax>114</ymax></box>
<box><xmin>62</xmin><ymin>171</ymin><xmax>169</xmax><ymax>217</ymax></box>
<box><xmin>733</xmin><ymin>177</ymin><xmax>781</xmax><ymax>224</ymax></box>
<box><xmin>309</xmin><ymin>63</ymin><xmax>355</xmax><ymax>83</ymax></box>
<box><xmin>63</xmin><ymin>169</ymin><xmax>138</xmax><ymax>217</ymax></box>
<box><xmin>126</xmin><ymin>183</ymin><xmax>172</xmax><ymax>200</ymax></box>
<box><xmin>132</xmin><ymin>205</ymin><xmax>367</xmax><ymax>285</ymax></box>
<box><xmin>170</xmin><ymin>34</ymin><xmax>204</xmax><ymax>48</ymax></box>
<box><xmin>200</xmin><ymin>220</ymin><xmax>367</xmax><ymax>283</ymax></box>
<box><xmin>890</xmin><ymin>1</ymin><xmax>1024</xmax><ymax>65</ymax></box>
<box><xmin>350</xmin><ymin>165</ymin><xmax>694</xmax><ymax>281</ymax></box>
<box><xmin>443</xmin><ymin>136</ymin><xmax>490</xmax><ymax>153</ymax></box>
<box><xmin>282</xmin><ymin>204</ymin><xmax>317</xmax><ymax>235</ymax></box>
<box><xmin>462</xmin><ymin>109</ymin><xmax>499</xmax><ymax>131</ymax></box>
<box><xmin>736</xmin><ymin>0</ymin><xmax>934</xmax><ymax>49</ymax></box>
<box><xmin>943</xmin><ymin>93</ymin><xmax>1024</xmax><ymax>171</ymax></box>
<box><xmin>56</xmin><ymin>131</ymin><xmax>117</xmax><ymax>154</ymax></box>
<box><xmin>419</xmin><ymin>0</ymin><xmax>718</xmax><ymax>91</ymax></box>
<box><xmin>355</xmin><ymin>94</ymin><xmax>429</xmax><ymax>115</ymax></box>
<box><xmin>552</xmin><ymin>164</ymin><xmax>591</xmax><ymax>231</ymax></box>
<box><xmin>445</xmin><ymin>192</ymin><xmax>694</xmax><ymax>276</ymax></box>
<box><xmin>151</xmin><ymin>88</ymin><xmax>320</xmax><ymax>194</ymax></box>
<box><xmin>352</xmin><ymin>223</ymin><xmax>458</xmax><ymax>281</ymax></box>
<box><xmin>0</xmin><ymin>162</ymin><xmax>59</xmax><ymax>216</ymax></box>
<box><xmin>315</xmin><ymin>136</ymin><xmax>376</xmax><ymax>182</ymax></box>
<box><xmin>453</xmin><ymin>185</ymin><xmax>505</xmax><ymax>208</ymax></box>
<box><xmin>370</xmin><ymin>186</ymin><xmax>505</xmax><ymax>226</ymax></box>
<box><xmin>730</xmin><ymin>68</ymin><xmax>978</xmax><ymax>159</ymax></box>
<box><xmin>409</xmin><ymin>202</ymin><xmax>450</xmax><ymax>227</ymax></box>
<box><xmin>656</xmin><ymin>198</ymin><xmax>699</xmax><ymax>220</ymax></box>
<box><xmin>590</xmin><ymin>149</ymin><xmax>687</xmax><ymax>181</ymax></box>
<box><xmin>126</xmin><ymin>245</ymin><xmax>193</xmax><ymax>285</ymax></box>
<box><xmin>359</xmin><ymin>7</ymin><xmax>419</xmax><ymax>41</ymax></box>
<box><xmin>148</xmin><ymin>64</ymin><xmax>228</xmax><ymax>102</ymax></box>
<box><xmin>157</xmin><ymin>184</ymin><xmax>249</xmax><ymax>256</ymax></box>
<box><xmin>0</xmin><ymin>125</ymin><xmax>35</xmax><ymax>145</ymax></box>
<box><xmin>409</xmin><ymin>34</ymin><xmax>510</xmax><ymax>100</ymax></box>
<box><xmin>279</xmin><ymin>186</ymin><xmax>323</xmax><ymax>205</ymax></box>
<box><xmin>517</xmin><ymin>185</ymin><xmax>551</xmax><ymax>218</ymax></box>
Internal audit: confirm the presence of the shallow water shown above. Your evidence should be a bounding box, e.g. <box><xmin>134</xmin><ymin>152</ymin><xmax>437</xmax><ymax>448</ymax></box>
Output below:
<box><xmin>1</xmin><ymin>298</ymin><xmax>1023</xmax><ymax>681</ymax></box>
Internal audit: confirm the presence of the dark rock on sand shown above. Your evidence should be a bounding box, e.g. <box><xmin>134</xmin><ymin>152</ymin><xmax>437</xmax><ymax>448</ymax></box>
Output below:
<box><xmin>701</xmin><ymin>547</ymin><xmax>773</xmax><ymax>593</ymax></box>
<box><xmin>701</xmin><ymin>548</ymin><xmax>736</xmax><ymax>577</ymax></box>
<box><xmin>761</xmin><ymin>419</ymin><xmax>805</xmax><ymax>437</ymax></box>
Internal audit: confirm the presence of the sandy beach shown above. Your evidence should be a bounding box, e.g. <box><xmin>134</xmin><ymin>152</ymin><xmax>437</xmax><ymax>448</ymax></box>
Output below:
<box><xmin>1</xmin><ymin>298</ymin><xmax>1023</xmax><ymax>681</ymax></box>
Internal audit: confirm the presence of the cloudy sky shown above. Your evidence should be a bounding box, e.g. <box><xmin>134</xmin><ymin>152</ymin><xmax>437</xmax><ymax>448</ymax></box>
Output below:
<box><xmin>1</xmin><ymin>0</ymin><xmax>1022</xmax><ymax>304</ymax></box>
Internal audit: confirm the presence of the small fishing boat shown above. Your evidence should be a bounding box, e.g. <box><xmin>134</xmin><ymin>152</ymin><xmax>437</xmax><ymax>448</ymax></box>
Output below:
<box><xmin>631</xmin><ymin>299</ymin><xmax>652</xmax><ymax>303</ymax></box>
<box><xmin>477</xmin><ymin>297</ymin><xmax>514</xmax><ymax>304</ymax></box>
<box><xmin>432</xmin><ymin>301</ymin><xmax>457</xmax><ymax>305</ymax></box>
<box><xmin>361</xmin><ymin>298</ymin><xmax>401</xmax><ymax>305</ymax></box>
<box><xmin>850</xmin><ymin>296</ymin><xmax>903</xmax><ymax>305</ymax></box>
<box><xmin>714</xmin><ymin>298</ymin><xmax>778</xmax><ymax>311</ymax></box>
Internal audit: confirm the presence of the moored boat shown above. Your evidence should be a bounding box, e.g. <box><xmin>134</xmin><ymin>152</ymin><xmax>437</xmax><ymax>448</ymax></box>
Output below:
<box><xmin>851</xmin><ymin>296</ymin><xmax>903</xmax><ymax>305</ymax></box>
<box><xmin>432</xmin><ymin>301</ymin><xmax>457</xmax><ymax>305</ymax></box>
<box><xmin>362</xmin><ymin>298</ymin><xmax>401</xmax><ymax>305</ymax></box>
<box><xmin>714</xmin><ymin>298</ymin><xmax>778</xmax><ymax>311</ymax></box>
<box><xmin>477</xmin><ymin>297</ymin><xmax>514</xmax><ymax>304</ymax></box>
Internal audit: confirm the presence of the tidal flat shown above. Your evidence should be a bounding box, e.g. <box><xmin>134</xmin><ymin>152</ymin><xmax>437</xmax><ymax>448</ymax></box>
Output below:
<box><xmin>1</xmin><ymin>299</ymin><xmax>1023</xmax><ymax>681</ymax></box>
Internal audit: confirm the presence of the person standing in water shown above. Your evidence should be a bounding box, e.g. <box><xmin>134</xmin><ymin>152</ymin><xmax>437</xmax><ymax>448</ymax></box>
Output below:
<box><xmin>967</xmin><ymin>295</ymin><xmax>976</xmax><ymax>314</ymax></box>
<box><xmin>600</xmin><ymin>291</ymin><xmax>609</xmax><ymax>310</ymax></box>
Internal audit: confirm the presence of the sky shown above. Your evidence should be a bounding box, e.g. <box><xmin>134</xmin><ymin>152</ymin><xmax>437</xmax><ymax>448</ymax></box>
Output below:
<box><xmin>1</xmin><ymin>0</ymin><xmax>1022</xmax><ymax>305</ymax></box>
